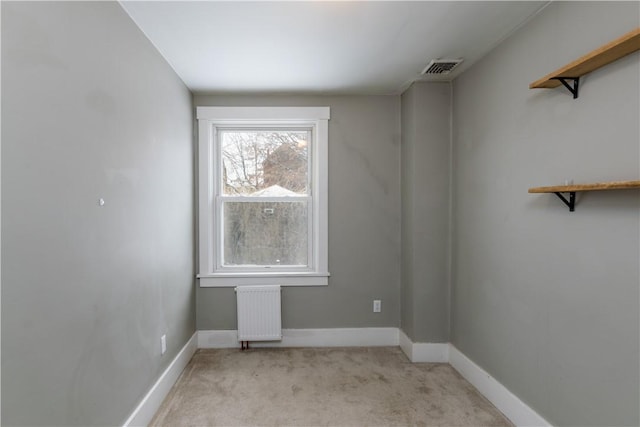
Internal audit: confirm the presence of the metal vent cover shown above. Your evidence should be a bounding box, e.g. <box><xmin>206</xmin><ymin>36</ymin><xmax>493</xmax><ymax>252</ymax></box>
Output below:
<box><xmin>421</xmin><ymin>59</ymin><xmax>463</xmax><ymax>75</ymax></box>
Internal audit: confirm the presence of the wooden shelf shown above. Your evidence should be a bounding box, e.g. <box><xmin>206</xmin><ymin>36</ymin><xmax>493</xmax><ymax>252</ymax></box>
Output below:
<box><xmin>530</xmin><ymin>28</ymin><xmax>640</xmax><ymax>98</ymax></box>
<box><xmin>528</xmin><ymin>180</ymin><xmax>640</xmax><ymax>194</ymax></box>
<box><xmin>529</xmin><ymin>180</ymin><xmax>640</xmax><ymax>212</ymax></box>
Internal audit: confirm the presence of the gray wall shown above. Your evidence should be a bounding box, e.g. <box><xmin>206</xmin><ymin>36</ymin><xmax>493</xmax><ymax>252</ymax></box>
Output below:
<box><xmin>451</xmin><ymin>2</ymin><xmax>639</xmax><ymax>426</ymax></box>
<box><xmin>400</xmin><ymin>82</ymin><xmax>451</xmax><ymax>343</ymax></box>
<box><xmin>194</xmin><ymin>94</ymin><xmax>401</xmax><ymax>330</ymax></box>
<box><xmin>1</xmin><ymin>2</ymin><xmax>195</xmax><ymax>426</ymax></box>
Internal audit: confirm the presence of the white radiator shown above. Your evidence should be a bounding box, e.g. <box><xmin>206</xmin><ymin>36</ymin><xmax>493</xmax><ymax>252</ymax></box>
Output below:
<box><xmin>236</xmin><ymin>285</ymin><xmax>282</xmax><ymax>342</ymax></box>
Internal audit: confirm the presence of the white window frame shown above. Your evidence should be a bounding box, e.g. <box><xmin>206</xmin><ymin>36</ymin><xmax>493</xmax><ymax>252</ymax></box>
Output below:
<box><xmin>196</xmin><ymin>106</ymin><xmax>330</xmax><ymax>287</ymax></box>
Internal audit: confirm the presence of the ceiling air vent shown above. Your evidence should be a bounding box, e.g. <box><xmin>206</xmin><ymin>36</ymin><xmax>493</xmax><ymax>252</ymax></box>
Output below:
<box><xmin>421</xmin><ymin>59</ymin><xmax>463</xmax><ymax>75</ymax></box>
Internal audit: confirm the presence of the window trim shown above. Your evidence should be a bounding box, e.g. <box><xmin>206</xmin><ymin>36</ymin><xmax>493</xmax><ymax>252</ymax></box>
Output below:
<box><xmin>196</xmin><ymin>106</ymin><xmax>330</xmax><ymax>287</ymax></box>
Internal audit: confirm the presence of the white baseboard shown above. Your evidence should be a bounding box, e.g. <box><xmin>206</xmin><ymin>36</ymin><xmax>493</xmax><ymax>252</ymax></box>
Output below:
<box><xmin>399</xmin><ymin>329</ymin><xmax>449</xmax><ymax>362</ymax></box>
<box><xmin>399</xmin><ymin>328</ymin><xmax>413</xmax><ymax>358</ymax></box>
<box><xmin>198</xmin><ymin>327</ymin><xmax>399</xmax><ymax>348</ymax></box>
<box><xmin>123</xmin><ymin>332</ymin><xmax>197</xmax><ymax>427</ymax></box>
<box><xmin>449</xmin><ymin>345</ymin><xmax>551</xmax><ymax>427</ymax></box>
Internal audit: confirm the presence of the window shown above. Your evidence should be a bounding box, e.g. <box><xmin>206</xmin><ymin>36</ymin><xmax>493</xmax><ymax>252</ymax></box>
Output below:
<box><xmin>197</xmin><ymin>107</ymin><xmax>330</xmax><ymax>287</ymax></box>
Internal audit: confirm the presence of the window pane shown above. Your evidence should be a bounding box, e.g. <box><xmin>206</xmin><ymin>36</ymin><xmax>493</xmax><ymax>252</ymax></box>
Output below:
<box><xmin>220</xmin><ymin>130</ymin><xmax>309</xmax><ymax>196</ymax></box>
<box><xmin>223</xmin><ymin>201</ymin><xmax>308</xmax><ymax>266</ymax></box>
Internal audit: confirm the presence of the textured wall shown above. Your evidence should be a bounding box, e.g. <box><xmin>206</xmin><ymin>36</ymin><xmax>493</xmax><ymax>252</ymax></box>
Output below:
<box><xmin>451</xmin><ymin>2</ymin><xmax>639</xmax><ymax>425</ymax></box>
<box><xmin>400</xmin><ymin>82</ymin><xmax>451</xmax><ymax>343</ymax></box>
<box><xmin>194</xmin><ymin>94</ymin><xmax>401</xmax><ymax>330</ymax></box>
<box><xmin>1</xmin><ymin>2</ymin><xmax>195</xmax><ymax>425</ymax></box>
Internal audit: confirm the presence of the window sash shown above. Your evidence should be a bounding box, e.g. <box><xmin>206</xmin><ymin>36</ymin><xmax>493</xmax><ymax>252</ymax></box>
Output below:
<box><xmin>214</xmin><ymin>125</ymin><xmax>314</xmax><ymax>271</ymax></box>
<box><xmin>215</xmin><ymin>196</ymin><xmax>314</xmax><ymax>272</ymax></box>
<box><xmin>216</xmin><ymin>127</ymin><xmax>313</xmax><ymax>197</ymax></box>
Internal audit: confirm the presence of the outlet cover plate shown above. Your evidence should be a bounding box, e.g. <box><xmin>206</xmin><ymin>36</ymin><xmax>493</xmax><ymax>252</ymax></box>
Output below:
<box><xmin>373</xmin><ymin>300</ymin><xmax>381</xmax><ymax>313</ymax></box>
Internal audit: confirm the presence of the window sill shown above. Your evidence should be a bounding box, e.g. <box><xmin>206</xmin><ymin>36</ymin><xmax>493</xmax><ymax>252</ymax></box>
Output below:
<box><xmin>197</xmin><ymin>272</ymin><xmax>330</xmax><ymax>287</ymax></box>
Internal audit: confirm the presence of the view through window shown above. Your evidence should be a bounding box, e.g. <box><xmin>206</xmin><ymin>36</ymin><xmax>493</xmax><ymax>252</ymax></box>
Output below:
<box><xmin>219</xmin><ymin>129</ymin><xmax>311</xmax><ymax>267</ymax></box>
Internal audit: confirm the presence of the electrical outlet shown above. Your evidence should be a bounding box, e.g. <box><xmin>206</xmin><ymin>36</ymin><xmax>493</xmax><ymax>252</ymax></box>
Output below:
<box><xmin>373</xmin><ymin>300</ymin><xmax>382</xmax><ymax>313</ymax></box>
<box><xmin>161</xmin><ymin>334</ymin><xmax>167</xmax><ymax>355</ymax></box>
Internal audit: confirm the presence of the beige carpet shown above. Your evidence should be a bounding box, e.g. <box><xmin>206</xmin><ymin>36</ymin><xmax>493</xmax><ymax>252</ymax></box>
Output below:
<box><xmin>150</xmin><ymin>347</ymin><xmax>513</xmax><ymax>426</ymax></box>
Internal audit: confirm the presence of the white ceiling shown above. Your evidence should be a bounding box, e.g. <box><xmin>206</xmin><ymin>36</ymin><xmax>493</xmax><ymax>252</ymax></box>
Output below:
<box><xmin>121</xmin><ymin>1</ymin><xmax>548</xmax><ymax>95</ymax></box>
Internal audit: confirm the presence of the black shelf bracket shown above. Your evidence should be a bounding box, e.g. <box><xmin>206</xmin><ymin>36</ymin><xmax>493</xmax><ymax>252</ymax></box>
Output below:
<box><xmin>551</xmin><ymin>77</ymin><xmax>580</xmax><ymax>99</ymax></box>
<box><xmin>554</xmin><ymin>192</ymin><xmax>576</xmax><ymax>212</ymax></box>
